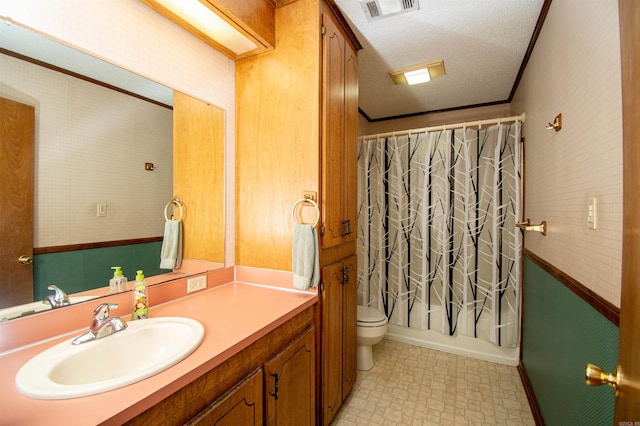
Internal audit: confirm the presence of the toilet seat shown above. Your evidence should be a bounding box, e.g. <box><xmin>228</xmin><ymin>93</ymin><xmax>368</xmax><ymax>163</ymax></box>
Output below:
<box><xmin>357</xmin><ymin>306</ymin><xmax>387</xmax><ymax>327</ymax></box>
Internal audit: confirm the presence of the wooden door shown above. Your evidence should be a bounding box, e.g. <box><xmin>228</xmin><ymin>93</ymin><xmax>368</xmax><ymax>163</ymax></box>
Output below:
<box><xmin>341</xmin><ymin>255</ymin><xmax>357</xmax><ymax>398</ymax></box>
<box><xmin>264</xmin><ymin>327</ymin><xmax>315</xmax><ymax>426</ymax></box>
<box><xmin>321</xmin><ymin>12</ymin><xmax>346</xmax><ymax>249</ymax></box>
<box><xmin>0</xmin><ymin>97</ymin><xmax>34</xmax><ymax>308</ymax></box>
<box><xmin>615</xmin><ymin>0</ymin><xmax>640</xmax><ymax>419</ymax></box>
<box><xmin>321</xmin><ymin>260</ymin><xmax>344</xmax><ymax>424</ymax></box>
<box><xmin>185</xmin><ymin>369</ymin><xmax>263</xmax><ymax>426</ymax></box>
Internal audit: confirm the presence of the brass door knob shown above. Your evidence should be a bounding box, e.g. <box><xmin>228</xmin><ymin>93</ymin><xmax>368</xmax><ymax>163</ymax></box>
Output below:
<box><xmin>18</xmin><ymin>255</ymin><xmax>33</xmax><ymax>265</ymax></box>
<box><xmin>585</xmin><ymin>363</ymin><xmax>620</xmax><ymax>395</ymax></box>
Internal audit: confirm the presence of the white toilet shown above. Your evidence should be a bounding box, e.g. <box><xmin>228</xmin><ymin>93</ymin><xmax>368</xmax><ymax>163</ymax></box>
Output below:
<box><xmin>356</xmin><ymin>305</ymin><xmax>388</xmax><ymax>371</ymax></box>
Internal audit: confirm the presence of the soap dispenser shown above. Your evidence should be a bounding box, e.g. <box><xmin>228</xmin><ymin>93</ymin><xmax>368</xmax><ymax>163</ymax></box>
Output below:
<box><xmin>109</xmin><ymin>266</ymin><xmax>128</xmax><ymax>294</ymax></box>
<box><xmin>131</xmin><ymin>270</ymin><xmax>148</xmax><ymax>320</ymax></box>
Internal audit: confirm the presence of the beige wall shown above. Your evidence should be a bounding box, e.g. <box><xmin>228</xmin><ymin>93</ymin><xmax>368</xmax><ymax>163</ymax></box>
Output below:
<box><xmin>0</xmin><ymin>1</ymin><xmax>236</xmax><ymax>265</ymax></box>
<box><xmin>0</xmin><ymin>56</ymin><xmax>172</xmax><ymax>247</ymax></box>
<box><xmin>511</xmin><ymin>0</ymin><xmax>623</xmax><ymax>306</ymax></box>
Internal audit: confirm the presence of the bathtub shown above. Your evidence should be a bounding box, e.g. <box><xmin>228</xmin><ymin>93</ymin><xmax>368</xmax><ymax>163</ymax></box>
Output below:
<box><xmin>382</xmin><ymin>301</ymin><xmax>520</xmax><ymax>366</ymax></box>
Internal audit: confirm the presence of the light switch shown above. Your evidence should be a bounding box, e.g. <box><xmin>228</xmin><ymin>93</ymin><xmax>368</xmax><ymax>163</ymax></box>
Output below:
<box><xmin>97</xmin><ymin>204</ymin><xmax>107</xmax><ymax>217</ymax></box>
<box><xmin>587</xmin><ymin>197</ymin><xmax>596</xmax><ymax>230</ymax></box>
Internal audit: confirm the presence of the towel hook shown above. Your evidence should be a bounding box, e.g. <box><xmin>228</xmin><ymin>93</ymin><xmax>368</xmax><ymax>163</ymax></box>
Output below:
<box><xmin>546</xmin><ymin>113</ymin><xmax>562</xmax><ymax>132</ymax></box>
<box><xmin>164</xmin><ymin>198</ymin><xmax>184</xmax><ymax>222</ymax></box>
<box><xmin>291</xmin><ymin>196</ymin><xmax>320</xmax><ymax>228</ymax></box>
<box><xmin>515</xmin><ymin>219</ymin><xmax>546</xmax><ymax>236</ymax></box>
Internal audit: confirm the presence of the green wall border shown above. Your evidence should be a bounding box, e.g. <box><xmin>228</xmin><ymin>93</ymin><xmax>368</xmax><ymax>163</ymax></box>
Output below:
<box><xmin>33</xmin><ymin>241</ymin><xmax>164</xmax><ymax>300</ymax></box>
<box><xmin>521</xmin><ymin>253</ymin><xmax>619</xmax><ymax>425</ymax></box>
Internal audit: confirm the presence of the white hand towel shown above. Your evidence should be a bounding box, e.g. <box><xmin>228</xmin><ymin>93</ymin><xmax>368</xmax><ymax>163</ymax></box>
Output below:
<box><xmin>160</xmin><ymin>220</ymin><xmax>183</xmax><ymax>269</ymax></box>
<box><xmin>292</xmin><ymin>223</ymin><xmax>320</xmax><ymax>290</ymax></box>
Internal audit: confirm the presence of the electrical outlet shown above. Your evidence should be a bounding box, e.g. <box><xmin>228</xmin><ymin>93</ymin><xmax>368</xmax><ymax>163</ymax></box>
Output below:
<box><xmin>187</xmin><ymin>275</ymin><xmax>207</xmax><ymax>293</ymax></box>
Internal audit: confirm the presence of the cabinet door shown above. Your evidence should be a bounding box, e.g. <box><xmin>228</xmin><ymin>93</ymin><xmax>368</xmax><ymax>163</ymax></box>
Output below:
<box><xmin>321</xmin><ymin>12</ymin><xmax>346</xmax><ymax>249</ymax></box>
<box><xmin>343</xmin><ymin>44</ymin><xmax>358</xmax><ymax>244</ymax></box>
<box><xmin>321</xmin><ymin>12</ymin><xmax>359</xmax><ymax>249</ymax></box>
<box><xmin>342</xmin><ymin>254</ymin><xmax>358</xmax><ymax>398</ymax></box>
<box><xmin>321</xmin><ymin>260</ymin><xmax>344</xmax><ymax>424</ymax></box>
<box><xmin>185</xmin><ymin>368</ymin><xmax>263</xmax><ymax>426</ymax></box>
<box><xmin>264</xmin><ymin>327</ymin><xmax>315</xmax><ymax>426</ymax></box>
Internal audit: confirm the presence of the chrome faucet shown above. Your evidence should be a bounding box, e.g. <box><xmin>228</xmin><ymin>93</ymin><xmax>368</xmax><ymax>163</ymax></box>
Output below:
<box><xmin>72</xmin><ymin>303</ymin><xmax>128</xmax><ymax>345</ymax></box>
<box><xmin>44</xmin><ymin>285</ymin><xmax>70</xmax><ymax>308</ymax></box>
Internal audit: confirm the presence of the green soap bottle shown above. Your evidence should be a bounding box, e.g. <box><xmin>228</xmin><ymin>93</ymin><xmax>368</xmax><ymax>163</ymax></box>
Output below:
<box><xmin>109</xmin><ymin>266</ymin><xmax>128</xmax><ymax>294</ymax></box>
<box><xmin>131</xmin><ymin>270</ymin><xmax>148</xmax><ymax>320</ymax></box>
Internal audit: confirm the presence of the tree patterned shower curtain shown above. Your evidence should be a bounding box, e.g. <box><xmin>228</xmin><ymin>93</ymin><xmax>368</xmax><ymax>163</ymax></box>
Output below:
<box><xmin>357</xmin><ymin>122</ymin><xmax>522</xmax><ymax>347</ymax></box>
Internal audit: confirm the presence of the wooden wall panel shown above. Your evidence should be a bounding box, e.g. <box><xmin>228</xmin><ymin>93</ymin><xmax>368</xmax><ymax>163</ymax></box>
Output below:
<box><xmin>173</xmin><ymin>91</ymin><xmax>225</xmax><ymax>263</ymax></box>
<box><xmin>235</xmin><ymin>0</ymin><xmax>320</xmax><ymax>270</ymax></box>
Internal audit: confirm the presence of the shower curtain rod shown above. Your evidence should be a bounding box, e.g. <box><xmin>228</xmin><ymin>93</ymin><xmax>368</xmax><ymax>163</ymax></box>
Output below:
<box><xmin>360</xmin><ymin>113</ymin><xmax>526</xmax><ymax>140</ymax></box>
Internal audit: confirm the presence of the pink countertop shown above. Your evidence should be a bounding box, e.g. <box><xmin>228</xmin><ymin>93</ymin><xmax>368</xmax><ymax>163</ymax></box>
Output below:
<box><xmin>0</xmin><ymin>281</ymin><xmax>317</xmax><ymax>426</ymax></box>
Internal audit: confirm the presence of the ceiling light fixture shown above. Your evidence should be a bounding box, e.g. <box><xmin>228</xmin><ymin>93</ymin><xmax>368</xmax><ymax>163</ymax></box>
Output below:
<box><xmin>389</xmin><ymin>60</ymin><xmax>446</xmax><ymax>86</ymax></box>
<box><xmin>140</xmin><ymin>0</ymin><xmax>258</xmax><ymax>56</ymax></box>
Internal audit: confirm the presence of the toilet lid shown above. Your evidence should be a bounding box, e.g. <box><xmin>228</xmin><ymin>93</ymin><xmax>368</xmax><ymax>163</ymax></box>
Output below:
<box><xmin>357</xmin><ymin>305</ymin><xmax>387</xmax><ymax>326</ymax></box>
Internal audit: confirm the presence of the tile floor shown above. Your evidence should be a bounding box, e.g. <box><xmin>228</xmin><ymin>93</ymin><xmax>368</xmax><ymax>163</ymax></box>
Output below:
<box><xmin>332</xmin><ymin>339</ymin><xmax>536</xmax><ymax>425</ymax></box>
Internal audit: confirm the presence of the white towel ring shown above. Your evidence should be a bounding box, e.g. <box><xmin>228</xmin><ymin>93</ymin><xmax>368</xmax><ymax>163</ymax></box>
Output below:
<box><xmin>291</xmin><ymin>197</ymin><xmax>320</xmax><ymax>228</ymax></box>
<box><xmin>164</xmin><ymin>198</ymin><xmax>184</xmax><ymax>222</ymax></box>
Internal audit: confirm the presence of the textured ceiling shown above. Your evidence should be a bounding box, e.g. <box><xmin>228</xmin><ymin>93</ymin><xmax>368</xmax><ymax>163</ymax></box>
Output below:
<box><xmin>333</xmin><ymin>0</ymin><xmax>546</xmax><ymax>121</ymax></box>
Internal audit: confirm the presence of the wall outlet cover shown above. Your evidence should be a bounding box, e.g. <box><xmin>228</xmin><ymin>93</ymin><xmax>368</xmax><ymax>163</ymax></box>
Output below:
<box><xmin>587</xmin><ymin>197</ymin><xmax>597</xmax><ymax>230</ymax></box>
<box><xmin>187</xmin><ymin>275</ymin><xmax>207</xmax><ymax>293</ymax></box>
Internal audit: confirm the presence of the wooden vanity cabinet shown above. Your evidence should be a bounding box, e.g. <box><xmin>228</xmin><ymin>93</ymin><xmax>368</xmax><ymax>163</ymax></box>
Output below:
<box><xmin>125</xmin><ymin>308</ymin><xmax>315</xmax><ymax>426</ymax></box>
<box><xmin>186</xmin><ymin>326</ymin><xmax>315</xmax><ymax>426</ymax></box>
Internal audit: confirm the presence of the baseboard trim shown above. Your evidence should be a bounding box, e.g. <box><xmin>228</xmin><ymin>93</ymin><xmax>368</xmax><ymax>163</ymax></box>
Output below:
<box><xmin>384</xmin><ymin>325</ymin><xmax>520</xmax><ymax>366</ymax></box>
<box><xmin>518</xmin><ymin>362</ymin><xmax>545</xmax><ymax>425</ymax></box>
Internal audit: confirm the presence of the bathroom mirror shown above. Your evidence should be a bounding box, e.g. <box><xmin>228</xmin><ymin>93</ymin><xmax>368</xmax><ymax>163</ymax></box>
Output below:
<box><xmin>0</xmin><ymin>22</ymin><xmax>225</xmax><ymax>319</ymax></box>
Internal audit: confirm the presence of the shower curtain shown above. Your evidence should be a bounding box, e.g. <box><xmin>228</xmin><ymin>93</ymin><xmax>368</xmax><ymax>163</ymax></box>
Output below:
<box><xmin>357</xmin><ymin>121</ymin><xmax>522</xmax><ymax>347</ymax></box>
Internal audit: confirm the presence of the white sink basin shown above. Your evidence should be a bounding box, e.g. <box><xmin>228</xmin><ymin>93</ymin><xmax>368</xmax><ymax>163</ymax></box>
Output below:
<box><xmin>0</xmin><ymin>296</ymin><xmax>99</xmax><ymax>321</ymax></box>
<box><xmin>15</xmin><ymin>316</ymin><xmax>204</xmax><ymax>399</ymax></box>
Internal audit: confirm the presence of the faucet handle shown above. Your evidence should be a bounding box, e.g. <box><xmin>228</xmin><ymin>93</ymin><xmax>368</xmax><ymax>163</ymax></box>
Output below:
<box><xmin>93</xmin><ymin>303</ymin><xmax>118</xmax><ymax>321</ymax></box>
<box><xmin>74</xmin><ymin>303</ymin><xmax>126</xmax><ymax>344</ymax></box>
<box><xmin>90</xmin><ymin>303</ymin><xmax>120</xmax><ymax>335</ymax></box>
<box><xmin>45</xmin><ymin>285</ymin><xmax>70</xmax><ymax>308</ymax></box>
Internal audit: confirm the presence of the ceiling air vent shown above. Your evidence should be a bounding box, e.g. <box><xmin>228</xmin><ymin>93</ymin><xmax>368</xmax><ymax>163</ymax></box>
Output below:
<box><xmin>359</xmin><ymin>0</ymin><xmax>420</xmax><ymax>22</ymax></box>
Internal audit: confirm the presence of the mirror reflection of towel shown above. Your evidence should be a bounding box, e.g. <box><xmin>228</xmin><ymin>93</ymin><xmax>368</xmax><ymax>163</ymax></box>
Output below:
<box><xmin>292</xmin><ymin>224</ymin><xmax>319</xmax><ymax>290</ymax></box>
<box><xmin>160</xmin><ymin>220</ymin><xmax>183</xmax><ymax>269</ymax></box>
